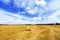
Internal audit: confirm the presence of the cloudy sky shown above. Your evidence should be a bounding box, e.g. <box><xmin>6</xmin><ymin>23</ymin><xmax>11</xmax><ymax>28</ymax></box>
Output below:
<box><xmin>0</xmin><ymin>0</ymin><xmax>60</xmax><ymax>24</ymax></box>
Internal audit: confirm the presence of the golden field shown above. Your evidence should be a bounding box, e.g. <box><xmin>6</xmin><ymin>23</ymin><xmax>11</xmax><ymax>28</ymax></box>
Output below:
<box><xmin>0</xmin><ymin>25</ymin><xmax>60</xmax><ymax>40</ymax></box>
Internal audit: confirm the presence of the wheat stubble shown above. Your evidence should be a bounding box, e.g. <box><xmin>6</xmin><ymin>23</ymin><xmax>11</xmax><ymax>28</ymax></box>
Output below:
<box><xmin>0</xmin><ymin>25</ymin><xmax>60</xmax><ymax>40</ymax></box>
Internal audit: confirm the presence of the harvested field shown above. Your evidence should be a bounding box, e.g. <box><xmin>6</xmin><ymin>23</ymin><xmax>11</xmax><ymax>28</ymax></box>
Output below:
<box><xmin>0</xmin><ymin>25</ymin><xmax>60</xmax><ymax>40</ymax></box>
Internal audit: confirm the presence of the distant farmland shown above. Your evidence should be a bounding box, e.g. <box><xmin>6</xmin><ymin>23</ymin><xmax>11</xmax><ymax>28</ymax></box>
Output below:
<box><xmin>0</xmin><ymin>25</ymin><xmax>60</xmax><ymax>40</ymax></box>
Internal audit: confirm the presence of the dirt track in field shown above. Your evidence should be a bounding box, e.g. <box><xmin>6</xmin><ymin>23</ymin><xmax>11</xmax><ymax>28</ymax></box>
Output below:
<box><xmin>0</xmin><ymin>25</ymin><xmax>60</xmax><ymax>40</ymax></box>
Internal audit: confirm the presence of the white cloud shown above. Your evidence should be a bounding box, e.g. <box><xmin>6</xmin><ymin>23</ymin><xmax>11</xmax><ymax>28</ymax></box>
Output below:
<box><xmin>48</xmin><ymin>10</ymin><xmax>60</xmax><ymax>19</ymax></box>
<box><xmin>0</xmin><ymin>9</ymin><xmax>60</xmax><ymax>24</ymax></box>
<box><xmin>35</xmin><ymin>0</ymin><xmax>47</xmax><ymax>6</ymax></box>
<box><xmin>48</xmin><ymin>0</ymin><xmax>60</xmax><ymax>10</ymax></box>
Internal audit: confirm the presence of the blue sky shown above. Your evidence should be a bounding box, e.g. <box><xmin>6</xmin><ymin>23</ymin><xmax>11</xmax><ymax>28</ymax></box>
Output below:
<box><xmin>0</xmin><ymin>0</ymin><xmax>60</xmax><ymax>24</ymax></box>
